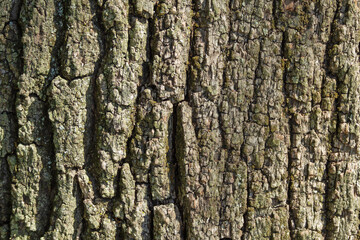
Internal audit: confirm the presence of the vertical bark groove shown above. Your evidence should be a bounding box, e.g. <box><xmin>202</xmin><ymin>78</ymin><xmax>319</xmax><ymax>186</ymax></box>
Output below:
<box><xmin>323</xmin><ymin>2</ymin><xmax>340</xmax><ymax>238</ymax></box>
<box><xmin>0</xmin><ymin>0</ymin><xmax>23</xmax><ymax>237</ymax></box>
<box><xmin>281</xmin><ymin>30</ymin><xmax>295</xmax><ymax>239</ymax></box>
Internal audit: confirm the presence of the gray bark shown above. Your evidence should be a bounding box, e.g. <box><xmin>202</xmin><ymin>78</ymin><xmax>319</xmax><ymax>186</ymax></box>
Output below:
<box><xmin>1</xmin><ymin>0</ymin><xmax>360</xmax><ymax>239</ymax></box>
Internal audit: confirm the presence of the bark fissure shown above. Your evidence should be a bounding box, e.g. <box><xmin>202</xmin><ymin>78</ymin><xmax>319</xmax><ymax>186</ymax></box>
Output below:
<box><xmin>240</xmin><ymin>156</ymin><xmax>250</xmax><ymax>240</ymax></box>
<box><xmin>323</xmin><ymin>1</ymin><xmax>340</xmax><ymax>238</ymax></box>
<box><xmin>280</xmin><ymin>30</ymin><xmax>295</xmax><ymax>239</ymax></box>
<box><xmin>4</xmin><ymin>0</ymin><xmax>22</xmax><ymax>238</ymax></box>
<box><xmin>38</xmin><ymin>0</ymin><xmax>69</xmax><ymax>236</ymax></box>
<box><xmin>171</xmin><ymin>104</ymin><xmax>186</xmax><ymax>240</ymax></box>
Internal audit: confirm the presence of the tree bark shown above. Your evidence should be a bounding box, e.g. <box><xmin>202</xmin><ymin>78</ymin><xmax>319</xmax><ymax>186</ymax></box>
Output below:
<box><xmin>0</xmin><ymin>0</ymin><xmax>359</xmax><ymax>239</ymax></box>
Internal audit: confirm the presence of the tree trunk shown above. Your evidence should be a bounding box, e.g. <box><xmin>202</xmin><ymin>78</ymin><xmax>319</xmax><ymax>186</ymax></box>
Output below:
<box><xmin>1</xmin><ymin>0</ymin><xmax>359</xmax><ymax>239</ymax></box>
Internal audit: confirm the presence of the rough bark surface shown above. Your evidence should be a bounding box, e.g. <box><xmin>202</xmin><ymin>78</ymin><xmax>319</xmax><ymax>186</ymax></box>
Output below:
<box><xmin>1</xmin><ymin>0</ymin><xmax>360</xmax><ymax>239</ymax></box>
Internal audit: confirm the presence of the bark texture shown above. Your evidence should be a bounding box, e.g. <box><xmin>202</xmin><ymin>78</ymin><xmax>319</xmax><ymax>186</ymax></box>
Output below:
<box><xmin>1</xmin><ymin>0</ymin><xmax>360</xmax><ymax>239</ymax></box>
